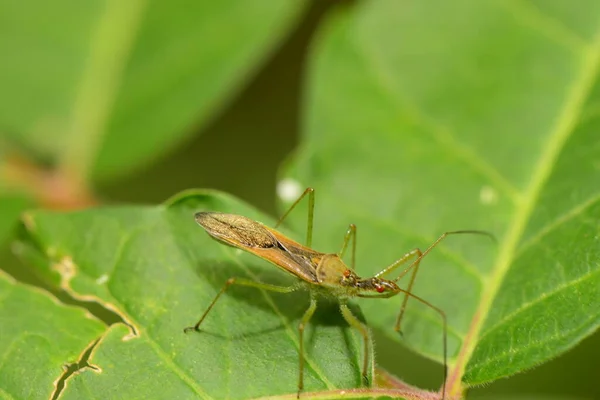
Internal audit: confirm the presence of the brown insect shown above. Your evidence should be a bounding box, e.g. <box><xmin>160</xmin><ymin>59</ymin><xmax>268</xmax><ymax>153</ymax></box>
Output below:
<box><xmin>185</xmin><ymin>187</ymin><xmax>492</xmax><ymax>399</ymax></box>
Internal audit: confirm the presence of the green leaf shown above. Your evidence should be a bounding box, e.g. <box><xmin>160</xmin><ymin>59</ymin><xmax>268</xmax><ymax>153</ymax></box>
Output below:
<box><xmin>0</xmin><ymin>194</ymin><xmax>30</xmax><ymax>244</ymax></box>
<box><xmin>280</xmin><ymin>0</ymin><xmax>600</xmax><ymax>393</ymax></box>
<box><xmin>470</xmin><ymin>396</ymin><xmax>587</xmax><ymax>400</ymax></box>
<box><xmin>0</xmin><ymin>272</ymin><xmax>105</xmax><ymax>399</ymax></box>
<box><xmin>17</xmin><ymin>191</ymin><xmax>370</xmax><ymax>399</ymax></box>
<box><xmin>0</xmin><ymin>0</ymin><xmax>306</xmax><ymax>180</ymax></box>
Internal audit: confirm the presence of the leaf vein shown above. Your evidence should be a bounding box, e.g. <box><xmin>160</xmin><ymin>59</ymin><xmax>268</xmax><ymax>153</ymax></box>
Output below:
<box><xmin>477</xmin><ymin>267</ymin><xmax>600</xmax><ymax>344</ymax></box>
<box><xmin>103</xmin><ymin>230</ymin><xmax>214</xmax><ymax>400</ymax></box>
<box><xmin>58</xmin><ymin>0</ymin><xmax>147</xmax><ymax>184</ymax></box>
<box><xmin>447</xmin><ymin>26</ymin><xmax>600</xmax><ymax>394</ymax></box>
<box><xmin>468</xmin><ymin>308</ymin><xmax>600</xmax><ymax>373</ymax></box>
<box><xmin>497</xmin><ymin>0</ymin><xmax>589</xmax><ymax>54</ymax></box>
<box><xmin>0</xmin><ymin>386</ymin><xmax>16</xmax><ymax>400</ymax></box>
<box><xmin>356</xmin><ymin>38</ymin><xmax>522</xmax><ymax>204</ymax></box>
<box><xmin>515</xmin><ymin>192</ymin><xmax>600</xmax><ymax>258</ymax></box>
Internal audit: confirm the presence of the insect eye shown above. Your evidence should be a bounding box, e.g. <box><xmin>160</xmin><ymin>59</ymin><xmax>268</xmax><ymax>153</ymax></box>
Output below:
<box><xmin>343</xmin><ymin>269</ymin><xmax>351</xmax><ymax>277</ymax></box>
<box><xmin>375</xmin><ymin>285</ymin><xmax>385</xmax><ymax>293</ymax></box>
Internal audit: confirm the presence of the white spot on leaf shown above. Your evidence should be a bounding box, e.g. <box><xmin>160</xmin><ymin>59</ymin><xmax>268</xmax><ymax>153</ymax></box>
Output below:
<box><xmin>479</xmin><ymin>185</ymin><xmax>498</xmax><ymax>205</ymax></box>
<box><xmin>277</xmin><ymin>178</ymin><xmax>302</xmax><ymax>202</ymax></box>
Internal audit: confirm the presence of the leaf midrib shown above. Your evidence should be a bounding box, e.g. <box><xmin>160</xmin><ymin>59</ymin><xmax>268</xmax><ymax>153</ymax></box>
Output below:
<box><xmin>447</xmin><ymin>28</ymin><xmax>600</xmax><ymax>395</ymax></box>
<box><xmin>58</xmin><ymin>0</ymin><xmax>146</xmax><ymax>184</ymax></box>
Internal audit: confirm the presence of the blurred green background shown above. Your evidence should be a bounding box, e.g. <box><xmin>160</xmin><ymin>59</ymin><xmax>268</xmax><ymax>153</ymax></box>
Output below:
<box><xmin>1</xmin><ymin>0</ymin><xmax>599</xmax><ymax>399</ymax></box>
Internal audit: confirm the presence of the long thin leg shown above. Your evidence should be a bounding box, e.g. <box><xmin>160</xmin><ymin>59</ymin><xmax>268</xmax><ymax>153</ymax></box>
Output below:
<box><xmin>376</xmin><ymin>230</ymin><xmax>494</xmax><ymax>281</ymax></box>
<box><xmin>377</xmin><ymin>230</ymin><xmax>494</xmax><ymax>331</ymax></box>
<box><xmin>339</xmin><ymin>302</ymin><xmax>371</xmax><ymax>386</ymax></box>
<box><xmin>275</xmin><ymin>187</ymin><xmax>315</xmax><ymax>247</ymax></box>
<box><xmin>374</xmin><ymin>248</ymin><xmax>421</xmax><ymax>279</ymax></box>
<box><xmin>392</xmin><ymin>287</ymin><xmax>448</xmax><ymax>400</ymax></box>
<box><xmin>183</xmin><ymin>278</ymin><xmax>299</xmax><ymax>333</ymax></box>
<box><xmin>394</xmin><ymin>230</ymin><xmax>495</xmax><ymax>283</ymax></box>
<box><xmin>297</xmin><ymin>293</ymin><xmax>317</xmax><ymax>399</ymax></box>
<box><xmin>373</xmin><ymin>248</ymin><xmax>422</xmax><ymax>332</ymax></box>
<box><xmin>396</xmin><ymin>250</ymin><xmax>422</xmax><ymax>333</ymax></box>
<box><xmin>338</xmin><ymin>224</ymin><xmax>357</xmax><ymax>270</ymax></box>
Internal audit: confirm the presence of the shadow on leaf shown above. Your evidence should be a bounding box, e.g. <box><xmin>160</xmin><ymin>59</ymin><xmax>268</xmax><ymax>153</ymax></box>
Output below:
<box><xmin>190</xmin><ymin>256</ymin><xmax>367</xmax><ymax>342</ymax></box>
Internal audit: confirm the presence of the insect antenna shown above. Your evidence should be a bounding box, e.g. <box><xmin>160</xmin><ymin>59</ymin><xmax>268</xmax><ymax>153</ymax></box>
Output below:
<box><xmin>393</xmin><ymin>230</ymin><xmax>496</xmax><ymax>284</ymax></box>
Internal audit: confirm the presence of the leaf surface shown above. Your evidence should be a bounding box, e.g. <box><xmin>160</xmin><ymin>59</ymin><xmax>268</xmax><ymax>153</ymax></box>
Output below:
<box><xmin>0</xmin><ymin>0</ymin><xmax>306</xmax><ymax>179</ymax></box>
<box><xmin>17</xmin><ymin>191</ymin><xmax>369</xmax><ymax>399</ymax></box>
<box><xmin>0</xmin><ymin>195</ymin><xmax>30</xmax><ymax>244</ymax></box>
<box><xmin>0</xmin><ymin>272</ymin><xmax>105</xmax><ymax>399</ymax></box>
<box><xmin>281</xmin><ymin>0</ymin><xmax>600</xmax><ymax>392</ymax></box>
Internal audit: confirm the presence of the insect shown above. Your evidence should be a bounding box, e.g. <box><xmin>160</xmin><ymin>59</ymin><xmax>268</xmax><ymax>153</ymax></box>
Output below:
<box><xmin>184</xmin><ymin>187</ymin><xmax>492</xmax><ymax>399</ymax></box>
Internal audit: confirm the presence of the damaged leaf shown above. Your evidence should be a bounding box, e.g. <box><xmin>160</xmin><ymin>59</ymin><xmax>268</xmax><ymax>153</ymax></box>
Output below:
<box><xmin>0</xmin><ymin>272</ymin><xmax>105</xmax><ymax>399</ymax></box>
<box><xmin>16</xmin><ymin>190</ymin><xmax>374</xmax><ymax>399</ymax></box>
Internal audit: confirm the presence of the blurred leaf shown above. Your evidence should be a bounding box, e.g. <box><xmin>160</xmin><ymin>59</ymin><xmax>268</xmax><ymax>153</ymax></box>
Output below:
<box><xmin>0</xmin><ymin>272</ymin><xmax>105</xmax><ymax>399</ymax></box>
<box><xmin>0</xmin><ymin>195</ymin><xmax>30</xmax><ymax>244</ymax></box>
<box><xmin>281</xmin><ymin>0</ymin><xmax>600</xmax><ymax>394</ymax></box>
<box><xmin>16</xmin><ymin>190</ymin><xmax>372</xmax><ymax>399</ymax></box>
<box><xmin>0</xmin><ymin>0</ymin><xmax>306</xmax><ymax>180</ymax></box>
<box><xmin>470</xmin><ymin>396</ymin><xmax>589</xmax><ymax>400</ymax></box>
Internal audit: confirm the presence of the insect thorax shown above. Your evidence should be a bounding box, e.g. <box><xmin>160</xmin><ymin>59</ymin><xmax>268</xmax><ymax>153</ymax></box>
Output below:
<box><xmin>316</xmin><ymin>254</ymin><xmax>361</xmax><ymax>290</ymax></box>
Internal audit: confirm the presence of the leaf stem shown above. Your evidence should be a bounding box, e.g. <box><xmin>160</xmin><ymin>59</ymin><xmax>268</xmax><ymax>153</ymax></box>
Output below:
<box><xmin>250</xmin><ymin>387</ymin><xmax>444</xmax><ymax>400</ymax></box>
<box><xmin>0</xmin><ymin>154</ymin><xmax>97</xmax><ymax>209</ymax></box>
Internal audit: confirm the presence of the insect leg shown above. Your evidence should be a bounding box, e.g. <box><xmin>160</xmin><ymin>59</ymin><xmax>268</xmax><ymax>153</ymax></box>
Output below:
<box><xmin>374</xmin><ymin>248</ymin><xmax>423</xmax><ymax>333</ymax></box>
<box><xmin>392</xmin><ymin>230</ymin><xmax>495</xmax><ymax>285</ymax></box>
<box><xmin>392</xmin><ymin>288</ymin><xmax>448</xmax><ymax>400</ymax></box>
<box><xmin>339</xmin><ymin>302</ymin><xmax>371</xmax><ymax>387</ymax></box>
<box><xmin>275</xmin><ymin>187</ymin><xmax>315</xmax><ymax>247</ymax></box>
<box><xmin>297</xmin><ymin>292</ymin><xmax>317</xmax><ymax>398</ymax></box>
<box><xmin>338</xmin><ymin>224</ymin><xmax>357</xmax><ymax>270</ymax></box>
<box><xmin>378</xmin><ymin>230</ymin><xmax>494</xmax><ymax>332</ymax></box>
<box><xmin>183</xmin><ymin>278</ymin><xmax>299</xmax><ymax>333</ymax></box>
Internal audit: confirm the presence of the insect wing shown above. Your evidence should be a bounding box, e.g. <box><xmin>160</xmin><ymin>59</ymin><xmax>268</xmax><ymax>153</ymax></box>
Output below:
<box><xmin>196</xmin><ymin>212</ymin><xmax>319</xmax><ymax>283</ymax></box>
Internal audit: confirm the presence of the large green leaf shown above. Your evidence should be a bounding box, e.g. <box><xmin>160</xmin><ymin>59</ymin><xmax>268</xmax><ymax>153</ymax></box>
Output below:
<box><xmin>281</xmin><ymin>0</ymin><xmax>600</xmax><ymax>396</ymax></box>
<box><xmin>0</xmin><ymin>272</ymin><xmax>105</xmax><ymax>399</ymax></box>
<box><xmin>0</xmin><ymin>0</ymin><xmax>306</xmax><ymax>180</ymax></box>
<box><xmin>16</xmin><ymin>191</ymin><xmax>374</xmax><ymax>399</ymax></box>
